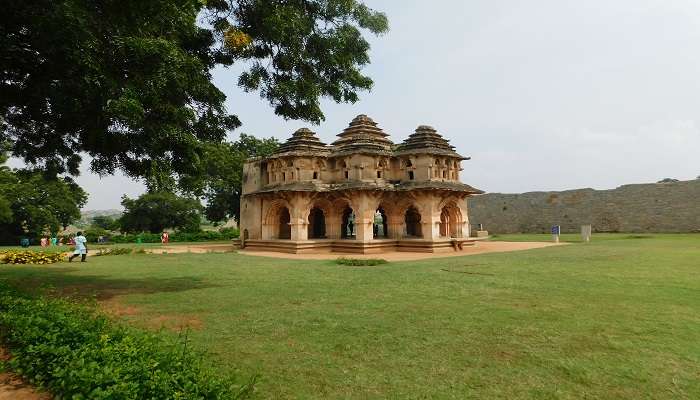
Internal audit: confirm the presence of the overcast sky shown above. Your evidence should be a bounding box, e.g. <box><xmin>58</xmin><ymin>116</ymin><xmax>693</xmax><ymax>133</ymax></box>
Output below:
<box><xmin>17</xmin><ymin>0</ymin><xmax>700</xmax><ymax>210</ymax></box>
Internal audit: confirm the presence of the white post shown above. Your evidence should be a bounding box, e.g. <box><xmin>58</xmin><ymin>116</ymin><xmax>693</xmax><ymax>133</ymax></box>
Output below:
<box><xmin>581</xmin><ymin>225</ymin><xmax>592</xmax><ymax>242</ymax></box>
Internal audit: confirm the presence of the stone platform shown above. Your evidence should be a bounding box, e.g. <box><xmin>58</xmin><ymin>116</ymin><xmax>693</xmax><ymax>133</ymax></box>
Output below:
<box><xmin>239</xmin><ymin>240</ymin><xmax>564</xmax><ymax>261</ymax></box>
<box><xmin>242</xmin><ymin>238</ymin><xmax>482</xmax><ymax>254</ymax></box>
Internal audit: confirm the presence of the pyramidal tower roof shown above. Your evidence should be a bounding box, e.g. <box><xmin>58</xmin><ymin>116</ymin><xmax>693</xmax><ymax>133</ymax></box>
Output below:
<box><xmin>331</xmin><ymin>115</ymin><xmax>394</xmax><ymax>156</ymax></box>
<box><xmin>395</xmin><ymin>125</ymin><xmax>467</xmax><ymax>160</ymax></box>
<box><xmin>272</xmin><ymin>128</ymin><xmax>329</xmax><ymax>157</ymax></box>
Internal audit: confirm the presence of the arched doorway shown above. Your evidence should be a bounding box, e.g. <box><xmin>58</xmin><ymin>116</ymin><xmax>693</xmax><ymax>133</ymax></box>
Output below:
<box><xmin>308</xmin><ymin>207</ymin><xmax>326</xmax><ymax>239</ymax></box>
<box><xmin>278</xmin><ymin>207</ymin><xmax>291</xmax><ymax>239</ymax></box>
<box><xmin>405</xmin><ymin>206</ymin><xmax>422</xmax><ymax>237</ymax></box>
<box><xmin>341</xmin><ymin>207</ymin><xmax>356</xmax><ymax>239</ymax></box>
<box><xmin>373</xmin><ymin>208</ymin><xmax>389</xmax><ymax>238</ymax></box>
<box><xmin>440</xmin><ymin>203</ymin><xmax>463</xmax><ymax>238</ymax></box>
<box><xmin>440</xmin><ymin>208</ymin><xmax>450</xmax><ymax>237</ymax></box>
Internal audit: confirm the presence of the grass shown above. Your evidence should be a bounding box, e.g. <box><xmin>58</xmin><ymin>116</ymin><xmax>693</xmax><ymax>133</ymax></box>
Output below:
<box><xmin>488</xmin><ymin>232</ymin><xmax>662</xmax><ymax>243</ymax></box>
<box><xmin>0</xmin><ymin>240</ymin><xmax>233</xmax><ymax>252</ymax></box>
<box><xmin>0</xmin><ymin>234</ymin><xmax>699</xmax><ymax>399</ymax></box>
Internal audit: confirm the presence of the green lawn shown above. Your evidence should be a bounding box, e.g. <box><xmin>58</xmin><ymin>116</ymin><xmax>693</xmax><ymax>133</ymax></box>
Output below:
<box><xmin>0</xmin><ymin>240</ymin><xmax>233</xmax><ymax>252</ymax></box>
<box><xmin>489</xmin><ymin>232</ymin><xmax>662</xmax><ymax>243</ymax></box>
<box><xmin>1</xmin><ymin>234</ymin><xmax>699</xmax><ymax>399</ymax></box>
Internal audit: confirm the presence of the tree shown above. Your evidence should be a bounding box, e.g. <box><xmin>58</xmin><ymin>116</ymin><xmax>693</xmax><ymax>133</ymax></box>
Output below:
<box><xmin>188</xmin><ymin>134</ymin><xmax>279</xmax><ymax>223</ymax></box>
<box><xmin>657</xmin><ymin>178</ymin><xmax>679</xmax><ymax>183</ymax></box>
<box><xmin>1</xmin><ymin>0</ymin><xmax>388</xmax><ymax>181</ymax></box>
<box><xmin>0</xmin><ymin>147</ymin><xmax>13</xmax><ymax>224</ymax></box>
<box><xmin>92</xmin><ymin>215</ymin><xmax>120</xmax><ymax>231</ymax></box>
<box><xmin>0</xmin><ymin>197</ymin><xmax>11</xmax><ymax>225</ymax></box>
<box><xmin>0</xmin><ymin>169</ymin><xmax>87</xmax><ymax>244</ymax></box>
<box><xmin>119</xmin><ymin>192</ymin><xmax>203</xmax><ymax>234</ymax></box>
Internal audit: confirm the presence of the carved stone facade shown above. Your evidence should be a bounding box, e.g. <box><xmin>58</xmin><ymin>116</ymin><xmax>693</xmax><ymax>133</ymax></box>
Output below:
<box><xmin>240</xmin><ymin>115</ymin><xmax>483</xmax><ymax>253</ymax></box>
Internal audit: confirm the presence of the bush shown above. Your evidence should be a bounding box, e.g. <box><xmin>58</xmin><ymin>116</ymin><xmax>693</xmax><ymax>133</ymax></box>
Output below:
<box><xmin>92</xmin><ymin>247</ymin><xmax>134</xmax><ymax>257</ymax></box>
<box><xmin>111</xmin><ymin>229</ymin><xmax>239</xmax><ymax>244</ymax></box>
<box><xmin>218</xmin><ymin>227</ymin><xmax>240</xmax><ymax>238</ymax></box>
<box><xmin>335</xmin><ymin>257</ymin><xmax>388</xmax><ymax>266</ymax></box>
<box><xmin>85</xmin><ymin>227</ymin><xmax>110</xmax><ymax>243</ymax></box>
<box><xmin>0</xmin><ymin>250</ymin><xmax>64</xmax><ymax>265</ymax></box>
<box><xmin>0</xmin><ymin>284</ymin><xmax>253</xmax><ymax>399</ymax></box>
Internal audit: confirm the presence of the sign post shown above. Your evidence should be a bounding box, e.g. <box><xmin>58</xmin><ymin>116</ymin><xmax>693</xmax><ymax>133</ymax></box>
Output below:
<box><xmin>581</xmin><ymin>225</ymin><xmax>592</xmax><ymax>242</ymax></box>
<box><xmin>551</xmin><ymin>225</ymin><xmax>561</xmax><ymax>243</ymax></box>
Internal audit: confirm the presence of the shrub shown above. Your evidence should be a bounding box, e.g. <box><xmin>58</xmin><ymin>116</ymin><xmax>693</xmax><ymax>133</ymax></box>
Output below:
<box><xmin>335</xmin><ymin>257</ymin><xmax>388</xmax><ymax>266</ymax></box>
<box><xmin>92</xmin><ymin>247</ymin><xmax>134</xmax><ymax>257</ymax></box>
<box><xmin>0</xmin><ymin>284</ymin><xmax>253</xmax><ymax>399</ymax></box>
<box><xmin>218</xmin><ymin>227</ymin><xmax>240</xmax><ymax>238</ymax></box>
<box><xmin>111</xmin><ymin>229</ymin><xmax>240</xmax><ymax>244</ymax></box>
<box><xmin>85</xmin><ymin>227</ymin><xmax>111</xmax><ymax>243</ymax></box>
<box><xmin>0</xmin><ymin>250</ymin><xmax>64</xmax><ymax>265</ymax></box>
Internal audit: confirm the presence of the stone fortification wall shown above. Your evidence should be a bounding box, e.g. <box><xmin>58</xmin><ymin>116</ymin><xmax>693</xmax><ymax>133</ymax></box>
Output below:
<box><xmin>468</xmin><ymin>180</ymin><xmax>700</xmax><ymax>233</ymax></box>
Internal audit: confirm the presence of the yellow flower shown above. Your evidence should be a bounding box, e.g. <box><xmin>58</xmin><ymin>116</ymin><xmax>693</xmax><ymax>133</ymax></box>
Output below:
<box><xmin>223</xmin><ymin>28</ymin><xmax>252</xmax><ymax>51</ymax></box>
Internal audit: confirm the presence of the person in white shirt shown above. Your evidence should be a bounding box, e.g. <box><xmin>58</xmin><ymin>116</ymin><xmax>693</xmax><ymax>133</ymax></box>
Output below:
<box><xmin>68</xmin><ymin>232</ymin><xmax>88</xmax><ymax>262</ymax></box>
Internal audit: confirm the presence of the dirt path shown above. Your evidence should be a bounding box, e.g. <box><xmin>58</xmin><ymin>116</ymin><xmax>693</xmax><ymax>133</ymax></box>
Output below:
<box><xmin>0</xmin><ymin>350</ymin><xmax>50</xmax><ymax>400</ymax></box>
<box><xmin>146</xmin><ymin>243</ymin><xmax>234</xmax><ymax>254</ymax></box>
<box><xmin>239</xmin><ymin>241</ymin><xmax>565</xmax><ymax>261</ymax></box>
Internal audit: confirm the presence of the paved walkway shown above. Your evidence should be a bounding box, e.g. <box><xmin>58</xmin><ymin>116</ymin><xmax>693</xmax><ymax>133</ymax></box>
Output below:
<box><xmin>238</xmin><ymin>241</ymin><xmax>564</xmax><ymax>261</ymax></box>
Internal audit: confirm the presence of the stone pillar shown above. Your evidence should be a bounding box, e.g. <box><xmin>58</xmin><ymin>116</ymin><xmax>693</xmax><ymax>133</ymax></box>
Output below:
<box><xmin>289</xmin><ymin>221</ymin><xmax>307</xmax><ymax>241</ymax></box>
<box><xmin>351</xmin><ymin>192</ymin><xmax>382</xmax><ymax>242</ymax></box>
<box><xmin>262</xmin><ymin>223</ymin><xmax>273</xmax><ymax>240</ymax></box>
<box><xmin>288</xmin><ymin>193</ymin><xmax>312</xmax><ymax>241</ymax></box>
<box><xmin>326</xmin><ymin>214</ymin><xmax>342</xmax><ymax>239</ymax></box>
<box><xmin>419</xmin><ymin>195</ymin><xmax>441</xmax><ymax>241</ymax></box>
<box><xmin>386</xmin><ymin>212</ymin><xmax>404</xmax><ymax>239</ymax></box>
<box><xmin>421</xmin><ymin>217</ymin><xmax>441</xmax><ymax>240</ymax></box>
<box><xmin>462</xmin><ymin>199</ymin><xmax>470</xmax><ymax>238</ymax></box>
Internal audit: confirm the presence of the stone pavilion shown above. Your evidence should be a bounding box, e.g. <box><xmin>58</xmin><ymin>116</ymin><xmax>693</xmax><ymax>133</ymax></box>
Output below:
<box><xmin>239</xmin><ymin>115</ymin><xmax>483</xmax><ymax>253</ymax></box>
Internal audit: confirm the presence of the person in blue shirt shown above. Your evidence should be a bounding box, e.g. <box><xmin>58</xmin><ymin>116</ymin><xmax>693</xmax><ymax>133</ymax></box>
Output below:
<box><xmin>68</xmin><ymin>232</ymin><xmax>88</xmax><ymax>262</ymax></box>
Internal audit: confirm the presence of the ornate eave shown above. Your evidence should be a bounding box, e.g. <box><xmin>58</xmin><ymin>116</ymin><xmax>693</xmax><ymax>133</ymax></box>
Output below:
<box><xmin>245</xmin><ymin>180</ymin><xmax>483</xmax><ymax>196</ymax></box>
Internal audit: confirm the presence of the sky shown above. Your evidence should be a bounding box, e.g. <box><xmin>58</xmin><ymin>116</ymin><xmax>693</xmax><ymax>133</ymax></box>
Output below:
<box><xmin>14</xmin><ymin>0</ymin><xmax>700</xmax><ymax>210</ymax></box>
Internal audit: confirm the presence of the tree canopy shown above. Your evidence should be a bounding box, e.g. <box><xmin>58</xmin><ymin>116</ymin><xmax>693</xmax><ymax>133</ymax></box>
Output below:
<box><xmin>119</xmin><ymin>192</ymin><xmax>203</xmax><ymax>234</ymax></box>
<box><xmin>1</xmin><ymin>0</ymin><xmax>387</xmax><ymax>182</ymax></box>
<box><xmin>192</xmin><ymin>134</ymin><xmax>280</xmax><ymax>223</ymax></box>
<box><xmin>0</xmin><ymin>151</ymin><xmax>87</xmax><ymax>244</ymax></box>
<box><xmin>92</xmin><ymin>215</ymin><xmax>120</xmax><ymax>231</ymax></box>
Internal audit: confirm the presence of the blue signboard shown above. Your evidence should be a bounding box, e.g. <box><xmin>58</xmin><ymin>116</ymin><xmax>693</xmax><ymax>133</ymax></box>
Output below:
<box><xmin>551</xmin><ymin>226</ymin><xmax>561</xmax><ymax>235</ymax></box>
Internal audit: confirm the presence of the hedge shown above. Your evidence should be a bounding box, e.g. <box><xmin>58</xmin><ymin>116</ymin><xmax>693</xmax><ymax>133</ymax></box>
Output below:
<box><xmin>111</xmin><ymin>229</ymin><xmax>239</xmax><ymax>244</ymax></box>
<box><xmin>0</xmin><ymin>283</ymin><xmax>254</xmax><ymax>399</ymax></box>
<box><xmin>335</xmin><ymin>257</ymin><xmax>389</xmax><ymax>266</ymax></box>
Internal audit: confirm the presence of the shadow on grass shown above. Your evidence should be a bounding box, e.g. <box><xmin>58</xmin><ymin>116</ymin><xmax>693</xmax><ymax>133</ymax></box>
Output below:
<box><xmin>0</xmin><ymin>266</ymin><xmax>219</xmax><ymax>301</ymax></box>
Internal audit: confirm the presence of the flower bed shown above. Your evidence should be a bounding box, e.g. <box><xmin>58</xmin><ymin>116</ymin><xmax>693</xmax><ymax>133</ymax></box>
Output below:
<box><xmin>0</xmin><ymin>250</ymin><xmax>64</xmax><ymax>265</ymax></box>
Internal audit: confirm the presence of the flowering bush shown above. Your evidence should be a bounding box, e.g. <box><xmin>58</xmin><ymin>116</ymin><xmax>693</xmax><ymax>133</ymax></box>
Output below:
<box><xmin>0</xmin><ymin>250</ymin><xmax>64</xmax><ymax>265</ymax></box>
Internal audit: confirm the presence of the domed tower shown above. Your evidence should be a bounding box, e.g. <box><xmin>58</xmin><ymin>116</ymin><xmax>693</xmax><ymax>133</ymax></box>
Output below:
<box><xmin>394</xmin><ymin>125</ymin><xmax>468</xmax><ymax>182</ymax></box>
<box><xmin>264</xmin><ymin>128</ymin><xmax>330</xmax><ymax>186</ymax></box>
<box><xmin>330</xmin><ymin>115</ymin><xmax>395</xmax><ymax>182</ymax></box>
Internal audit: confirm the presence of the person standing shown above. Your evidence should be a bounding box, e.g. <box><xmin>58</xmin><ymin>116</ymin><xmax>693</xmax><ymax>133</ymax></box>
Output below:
<box><xmin>68</xmin><ymin>232</ymin><xmax>88</xmax><ymax>262</ymax></box>
<box><xmin>161</xmin><ymin>231</ymin><xmax>169</xmax><ymax>245</ymax></box>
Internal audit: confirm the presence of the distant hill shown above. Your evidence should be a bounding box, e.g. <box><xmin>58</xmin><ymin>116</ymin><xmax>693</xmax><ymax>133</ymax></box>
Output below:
<box><xmin>469</xmin><ymin>179</ymin><xmax>700</xmax><ymax>234</ymax></box>
<box><xmin>77</xmin><ymin>209</ymin><xmax>123</xmax><ymax>227</ymax></box>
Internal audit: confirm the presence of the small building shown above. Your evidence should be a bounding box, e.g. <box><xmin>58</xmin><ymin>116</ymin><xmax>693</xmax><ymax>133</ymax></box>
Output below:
<box><xmin>239</xmin><ymin>115</ymin><xmax>483</xmax><ymax>253</ymax></box>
